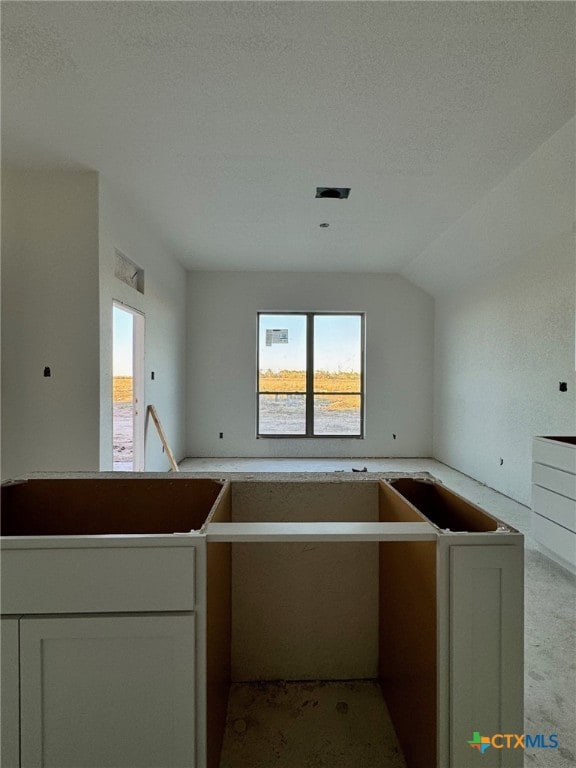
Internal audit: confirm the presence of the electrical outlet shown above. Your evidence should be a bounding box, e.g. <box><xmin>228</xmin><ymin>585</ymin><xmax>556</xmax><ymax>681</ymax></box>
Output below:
<box><xmin>219</xmin><ymin>432</ymin><xmax>224</xmax><ymax>439</ymax></box>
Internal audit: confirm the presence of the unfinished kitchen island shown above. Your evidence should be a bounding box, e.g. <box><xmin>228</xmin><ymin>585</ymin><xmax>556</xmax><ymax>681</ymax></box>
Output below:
<box><xmin>1</xmin><ymin>473</ymin><xmax>524</xmax><ymax>768</ymax></box>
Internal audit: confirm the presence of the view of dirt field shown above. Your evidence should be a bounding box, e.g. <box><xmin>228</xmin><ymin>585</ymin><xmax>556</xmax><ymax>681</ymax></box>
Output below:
<box><xmin>113</xmin><ymin>377</ymin><xmax>134</xmax><ymax>469</ymax></box>
<box><xmin>113</xmin><ymin>376</ymin><xmax>133</xmax><ymax>403</ymax></box>
<box><xmin>259</xmin><ymin>370</ymin><xmax>361</xmax><ymax>410</ymax></box>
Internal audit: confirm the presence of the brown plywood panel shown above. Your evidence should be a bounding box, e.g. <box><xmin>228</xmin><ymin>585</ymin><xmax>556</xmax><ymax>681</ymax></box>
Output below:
<box><xmin>203</xmin><ymin>480</ymin><xmax>232</xmax><ymax>529</ymax></box>
<box><xmin>232</xmin><ymin>540</ymin><xmax>379</xmax><ymax>681</ymax></box>
<box><xmin>231</xmin><ymin>482</ymin><xmax>379</xmax><ymax>681</ymax></box>
<box><xmin>388</xmin><ymin>478</ymin><xmax>499</xmax><ymax>532</ymax></box>
<box><xmin>207</xmin><ymin>482</ymin><xmax>232</xmax><ymax>768</ymax></box>
<box><xmin>1</xmin><ymin>478</ymin><xmax>224</xmax><ymax>535</ymax></box>
<box><xmin>377</xmin><ymin>480</ymin><xmax>430</xmax><ymax>525</ymax></box>
<box><xmin>378</xmin><ymin>481</ymin><xmax>437</xmax><ymax>768</ymax></box>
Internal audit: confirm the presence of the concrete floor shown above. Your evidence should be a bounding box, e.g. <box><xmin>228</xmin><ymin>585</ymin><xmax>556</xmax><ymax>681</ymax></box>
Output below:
<box><xmin>219</xmin><ymin>681</ymin><xmax>407</xmax><ymax>768</ymax></box>
<box><xmin>180</xmin><ymin>457</ymin><xmax>576</xmax><ymax>767</ymax></box>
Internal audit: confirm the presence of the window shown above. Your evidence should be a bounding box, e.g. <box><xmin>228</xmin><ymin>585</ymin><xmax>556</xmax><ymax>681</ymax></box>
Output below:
<box><xmin>257</xmin><ymin>312</ymin><xmax>365</xmax><ymax>437</ymax></box>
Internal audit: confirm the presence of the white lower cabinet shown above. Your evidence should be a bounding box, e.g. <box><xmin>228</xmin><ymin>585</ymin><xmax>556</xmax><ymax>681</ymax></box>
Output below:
<box><xmin>532</xmin><ymin>436</ymin><xmax>576</xmax><ymax>574</ymax></box>
<box><xmin>1</xmin><ymin>618</ymin><xmax>20</xmax><ymax>768</ymax></box>
<box><xmin>448</xmin><ymin>544</ymin><xmax>524</xmax><ymax>768</ymax></box>
<box><xmin>18</xmin><ymin>614</ymin><xmax>196</xmax><ymax>768</ymax></box>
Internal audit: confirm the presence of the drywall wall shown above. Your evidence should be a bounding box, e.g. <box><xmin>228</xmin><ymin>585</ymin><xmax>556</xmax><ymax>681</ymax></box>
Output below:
<box><xmin>422</xmin><ymin>119</ymin><xmax>576</xmax><ymax>505</ymax></box>
<box><xmin>99</xmin><ymin>180</ymin><xmax>187</xmax><ymax>470</ymax></box>
<box><xmin>433</xmin><ymin>234</ymin><xmax>575</xmax><ymax>506</ymax></box>
<box><xmin>186</xmin><ymin>272</ymin><xmax>434</xmax><ymax>458</ymax></box>
<box><xmin>1</xmin><ymin>170</ymin><xmax>101</xmax><ymax>479</ymax></box>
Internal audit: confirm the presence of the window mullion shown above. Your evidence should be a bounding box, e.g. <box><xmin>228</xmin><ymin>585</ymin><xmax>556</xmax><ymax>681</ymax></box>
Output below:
<box><xmin>305</xmin><ymin>313</ymin><xmax>314</xmax><ymax>436</ymax></box>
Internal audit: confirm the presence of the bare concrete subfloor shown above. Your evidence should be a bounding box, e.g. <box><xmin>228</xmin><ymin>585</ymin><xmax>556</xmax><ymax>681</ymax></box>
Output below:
<box><xmin>218</xmin><ymin>680</ymin><xmax>407</xmax><ymax>768</ymax></box>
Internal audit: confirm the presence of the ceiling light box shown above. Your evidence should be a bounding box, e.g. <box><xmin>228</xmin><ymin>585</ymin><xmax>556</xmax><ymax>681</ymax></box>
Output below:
<box><xmin>315</xmin><ymin>187</ymin><xmax>351</xmax><ymax>199</ymax></box>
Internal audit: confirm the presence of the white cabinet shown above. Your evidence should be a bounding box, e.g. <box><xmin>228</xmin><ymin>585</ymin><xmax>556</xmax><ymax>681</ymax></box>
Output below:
<box><xmin>448</xmin><ymin>545</ymin><xmax>524</xmax><ymax>768</ymax></box>
<box><xmin>1</xmin><ymin>618</ymin><xmax>20</xmax><ymax>768</ymax></box>
<box><xmin>1</xmin><ymin>540</ymin><xmax>201</xmax><ymax>768</ymax></box>
<box><xmin>0</xmin><ymin>476</ymin><xmax>227</xmax><ymax>768</ymax></box>
<box><xmin>19</xmin><ymin>614</ymin><xmax>196</xmax><ymax>768</ymax></box>
<box><xmin>532</xmin><ymin>436</ymin><xmax>576</xmax><ymax>574</ymax></box>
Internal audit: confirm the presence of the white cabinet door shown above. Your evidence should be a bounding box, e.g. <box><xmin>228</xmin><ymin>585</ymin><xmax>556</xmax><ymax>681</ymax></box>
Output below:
<box><xmin>1</xmin><ymin>618</ymin><xmax>20</xmax><ymax>768</ymax></box>
<box><xmin>20</xmin><ymin>614</ymin><xmax>196</xmax><ymax>768</ymax></box>
<box><xmin>449</xmin><ymin>545</ymin><xmax>524</xmax><ymax>768</ymax></box>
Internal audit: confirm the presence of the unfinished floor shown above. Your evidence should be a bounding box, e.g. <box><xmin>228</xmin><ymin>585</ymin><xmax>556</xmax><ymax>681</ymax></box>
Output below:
<box><xmin>180</xmin><ymin>457</ymin><xmax>576</xmax><ymax>768</ymax></box>
<box><xmin>219</xmin><ymin>681</ymin><xmax>406</xmax><ymax>768</ymax></box>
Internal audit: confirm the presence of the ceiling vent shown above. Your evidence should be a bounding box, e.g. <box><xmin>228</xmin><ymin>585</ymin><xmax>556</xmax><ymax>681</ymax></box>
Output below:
<box><xmin>114</xmin><ymin>248</ymin><xmax>145</xmax><ymax>294</ymax></box>
<box><xmin>315</xmin><ymin>187</ymin><xmax>351</xmax><ymax>199</ymax></box>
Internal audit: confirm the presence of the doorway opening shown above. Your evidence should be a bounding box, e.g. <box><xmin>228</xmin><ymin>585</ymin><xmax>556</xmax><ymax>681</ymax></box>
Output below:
<box><xmin>112</xmin><ymin>303</ymin><xmax>145</xmax><ymax>471</ymax></box>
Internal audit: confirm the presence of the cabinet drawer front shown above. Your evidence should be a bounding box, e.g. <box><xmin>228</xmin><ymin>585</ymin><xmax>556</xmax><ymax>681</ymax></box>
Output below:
<box><xmin>532</xmin><ymin>485</ymin><xmax>576</xmax><ymax>534</ymax></box>
<box><xmin>533</xmin><ymin>513</ymin><xmax>576</xmax><ymax>571</ymax></box>
<box><xmin>533</xmin><ymin>439</ymin><xmax>576</xmax><ymax>474</ymax></box>
<box><xmin>532</xmin><ymin>463</ymin><xmax>576</xmax><ymax>501</ymax></box>
<box><xmin>1</xmin><ymin>546</ymin><xmax>195</xmax><ymax>614</ymax></box>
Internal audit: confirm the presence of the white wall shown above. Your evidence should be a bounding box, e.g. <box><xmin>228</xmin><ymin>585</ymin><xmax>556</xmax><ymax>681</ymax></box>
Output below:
<box><xmin>434</xmin><ymin>233</ymin><xmax>575</xmax><ymax>506</ymax></box>
<box><xmin>99</xmin><ymin>180</ymin><xmax>188</xmax><ymax>471</ymax></box>
<box><xmin>186</xmin><ymin>272</ymin><xmax>434</xmax><ymax>458</ymax></box>
<box><xmin>411</xmin><ymin>119</ymin><xmax>576</xmax><ymax>506</ymax></box>
<box><xmin>1</xmin><ymin>170</ymin><xmax>101</xmax><ymax>478</ymax></box>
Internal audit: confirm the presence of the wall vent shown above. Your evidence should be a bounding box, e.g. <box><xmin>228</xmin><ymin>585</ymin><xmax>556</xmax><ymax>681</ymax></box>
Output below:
<box><xmin>114</xmin><ymin>249</ymin><xmax>145</xmax><ymax>294</ymax></box>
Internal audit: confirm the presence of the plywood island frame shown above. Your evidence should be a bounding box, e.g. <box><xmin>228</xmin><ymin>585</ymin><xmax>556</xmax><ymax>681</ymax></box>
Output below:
<box><xmin>0</xmin><ymin>472</ymin><xmax>524</xmax><ymax>768</ymax></box>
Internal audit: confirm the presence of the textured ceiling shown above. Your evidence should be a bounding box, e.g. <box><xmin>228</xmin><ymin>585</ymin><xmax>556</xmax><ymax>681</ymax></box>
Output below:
<box><xmin>2</xmin><ymin>1</ymin><xmax>575</xmax><ymax>274</ymax></box>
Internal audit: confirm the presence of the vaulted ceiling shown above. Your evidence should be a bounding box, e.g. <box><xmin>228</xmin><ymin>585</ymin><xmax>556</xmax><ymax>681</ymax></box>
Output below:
<box><xmin>2</xmin><ymin>1</ymin><xmax>575</xmax><ymax>274</ymax></box>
